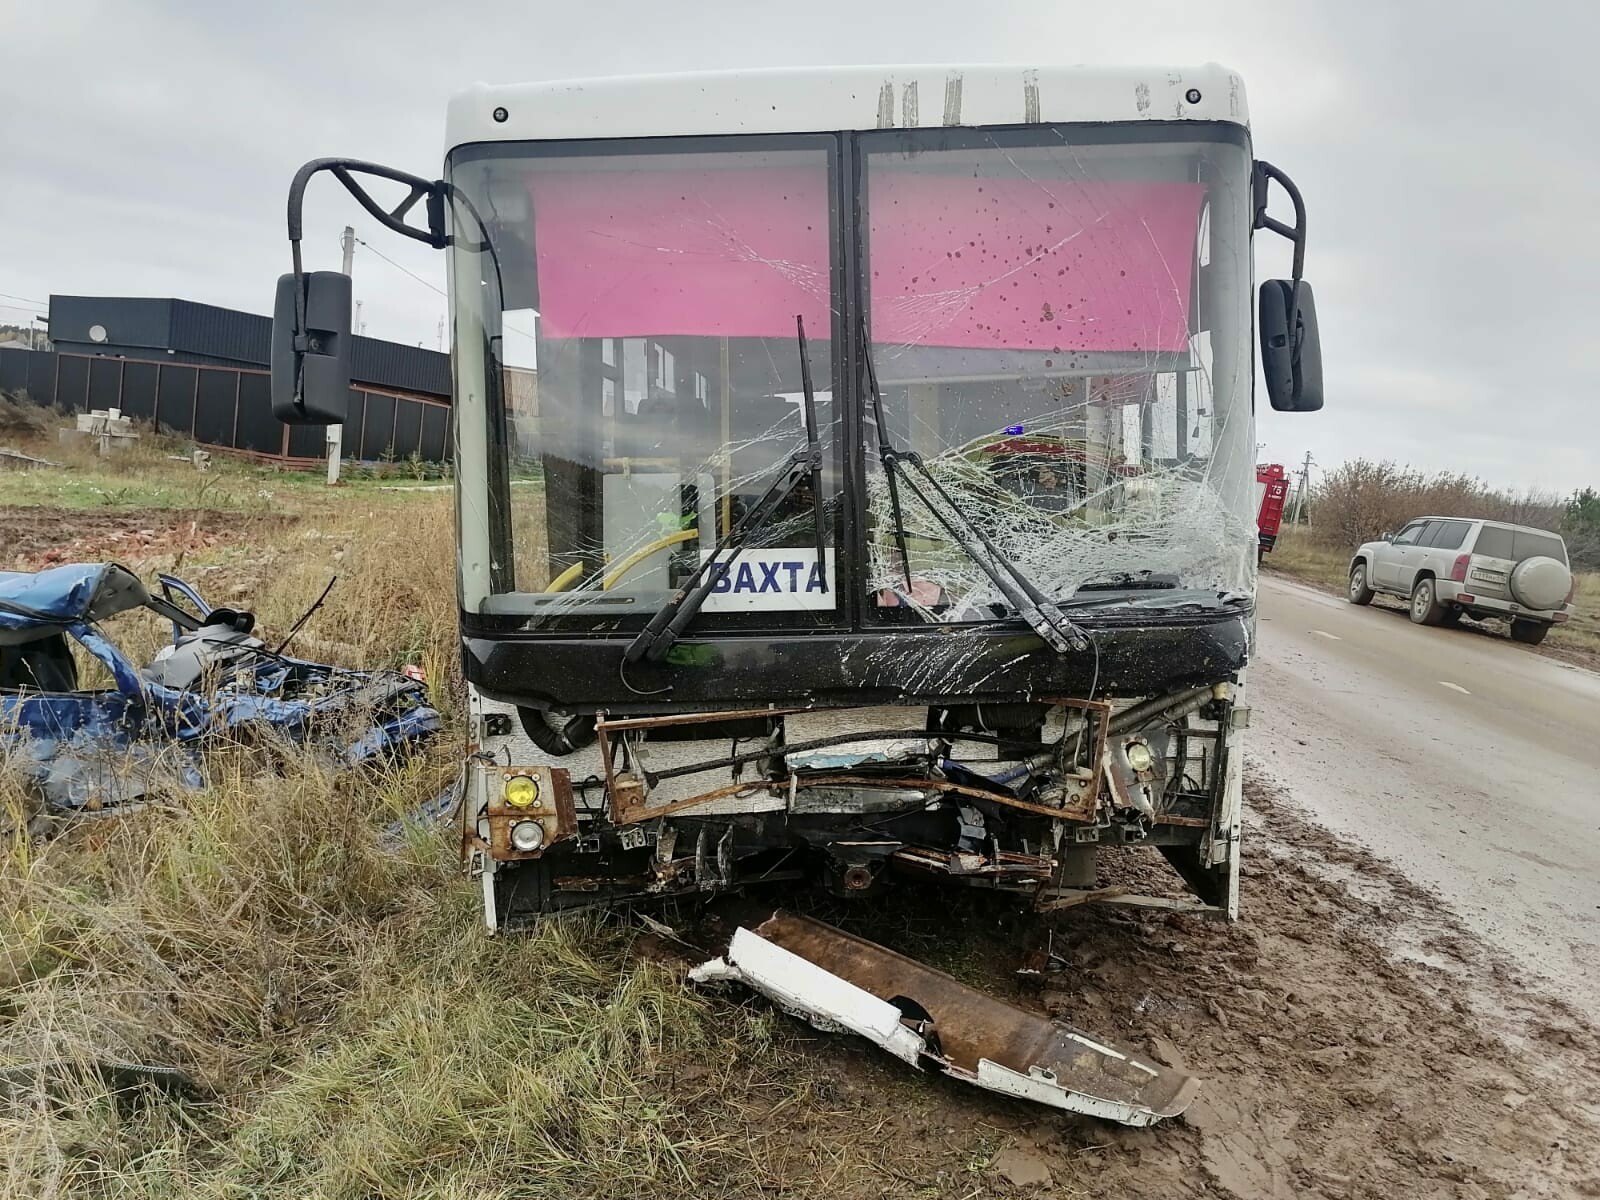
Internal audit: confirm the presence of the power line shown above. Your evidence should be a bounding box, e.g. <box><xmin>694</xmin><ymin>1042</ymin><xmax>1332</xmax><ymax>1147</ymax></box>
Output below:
<box><xmin>352</xmin><ymin>236</ymin><xmax>446</xmax><ymax>298</ymax></box>
<box><xmin>0</xmin><ymin>292</ymin><xmax>46</xmax><ymax>308</ymax></box>
<box><xmin>347</xmin><ymin>232</ymin><xmax>537</xmax><ymax>347</ymax></box>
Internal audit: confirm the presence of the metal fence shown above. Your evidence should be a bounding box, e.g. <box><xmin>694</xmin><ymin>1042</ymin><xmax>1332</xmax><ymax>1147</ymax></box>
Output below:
<box><xmin>0</xmin><ymin>348</ymin><xmax>451</xmax><ymax>467</ymax></box>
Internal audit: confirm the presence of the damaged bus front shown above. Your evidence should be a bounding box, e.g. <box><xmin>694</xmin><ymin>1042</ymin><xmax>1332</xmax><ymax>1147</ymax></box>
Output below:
<box><xmin>268</xmin><ymin>65</ymin><xmax>1322</xmax><ymax>932</ymax></box>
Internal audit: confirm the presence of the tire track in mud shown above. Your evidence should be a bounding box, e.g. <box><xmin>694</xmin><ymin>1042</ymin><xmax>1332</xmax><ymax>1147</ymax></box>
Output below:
<box><xmin>722</xmin><ymin>771</ymin><xmax>1600</xmax><ymax>1199</ymax></box>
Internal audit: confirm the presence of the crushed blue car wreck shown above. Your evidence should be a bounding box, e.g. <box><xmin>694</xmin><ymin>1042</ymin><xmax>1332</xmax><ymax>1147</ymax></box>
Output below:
<box><xmin>1</xmin><ymin>562</ymin><xmax>441</xmax><ymax>821</ymax></box>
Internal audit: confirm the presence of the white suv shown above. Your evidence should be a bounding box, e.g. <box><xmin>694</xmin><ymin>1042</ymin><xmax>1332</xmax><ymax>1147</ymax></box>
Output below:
<box><xmin>1348</xmin><ymin>518</ymin><xmax>1575</xmax><ymax>644</ymax></box>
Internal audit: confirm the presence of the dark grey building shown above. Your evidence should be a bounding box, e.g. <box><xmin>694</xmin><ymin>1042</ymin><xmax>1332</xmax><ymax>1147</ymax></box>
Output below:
<box><xmin>47</xmin><ymin>295</ymin><xmax>450</xmax><ymax>399</ymax></box>
<box><xmin>0</xmin><ymin>296</ymin><xmax>453</xmax><ymax>464</ymax></box>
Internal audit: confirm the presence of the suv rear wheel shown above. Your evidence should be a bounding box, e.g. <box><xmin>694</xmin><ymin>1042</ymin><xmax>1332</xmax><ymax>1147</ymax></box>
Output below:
<box><xmin>1410</xmin><ymin>577</ymin><xmax>1446</xmax><ymax>626</ymax></box>
<box><xmin>1348</xmin><ymin>562</ymin><xmax>1375</xmax><ymax>605</ymax></box>
<box><xmin>1509</xmin><ymin>618</ymin><xmax>1550</xmax><ymax>645</ymax></box>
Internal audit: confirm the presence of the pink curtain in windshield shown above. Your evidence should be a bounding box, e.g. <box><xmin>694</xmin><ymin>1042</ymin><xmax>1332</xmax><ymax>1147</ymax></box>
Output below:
<box><xmin>868</xmin><ymin>175</ymin><xmax>1205</xmax><ymax>353</ymax></box>
<box><xmin>529</xmin><ymin>166</ymin><xmax>832</xmax><ymax>339</ymax></box>
<box><xmin>529</xmin><ymin>167</ymin><xmax>1202</xmax><ymax>351</ymax></box>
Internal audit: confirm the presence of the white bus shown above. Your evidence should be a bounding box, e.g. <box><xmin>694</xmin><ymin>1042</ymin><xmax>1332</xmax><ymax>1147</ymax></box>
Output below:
<box><xmin>270</xmin><ymin>63</ymin><xmax>1321</xmax><ymax>936</ymax></box>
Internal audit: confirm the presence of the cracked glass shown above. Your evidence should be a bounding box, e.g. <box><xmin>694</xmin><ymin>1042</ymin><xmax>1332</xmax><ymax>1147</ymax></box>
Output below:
<box><xmin>860</xmin><ymin>128</ymin><xmax>1257</xmax><ymax>625</ymax></box>
<box><xmin>447</xmin><ymin>126</ymin><xmax>1256</xmax><ymax>633</ymax></box>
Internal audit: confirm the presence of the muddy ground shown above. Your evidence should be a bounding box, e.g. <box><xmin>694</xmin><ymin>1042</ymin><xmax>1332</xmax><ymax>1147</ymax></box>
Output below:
<box><xmin>680</xmin><ymin>773</ymin><xmax>1600</xmax><ymax>1198</ymax></box>
<box><xmin>1</xmin><ymin>504</ymin><xmax>286</xmax><ymax>569</ymax></box>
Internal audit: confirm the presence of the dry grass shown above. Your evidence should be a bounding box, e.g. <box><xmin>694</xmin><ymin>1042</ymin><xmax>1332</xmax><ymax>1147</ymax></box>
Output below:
<box><xmin>0</xmin><ymin>394</ymin><xmax>55</xmax><ymax>441</ymax></box>
<box><xmin>1260</xmin><ymin>527</ymin><xmax>1354</xmax><ymax>591</ymax></box>
<box><xmin>0</xmin><ymin>750</ymin><xmax>815</xmax><ymax>1199</ymax></box>
<box><xmin>1311</xmin><ymin>458</ymin><xmax>1567</xmax><ymax>551</ymax></box>
<box><xmin>0</xmin><ymin>428</ymin><xmax>920</xmax><ymax>1200</ymax></box>
<box><xmin>1264</xmin><ymin>526</ymin><xmax>1600</xmax><ymax>657</ymax></box>
<box><xmin>9</xmin><ymin>408</ymin><xmax>1592</xmax><ymax>1194</ymax></box>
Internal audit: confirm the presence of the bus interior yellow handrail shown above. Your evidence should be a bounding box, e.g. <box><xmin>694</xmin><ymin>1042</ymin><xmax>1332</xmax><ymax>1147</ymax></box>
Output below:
<box><xmin>544</xmin><ymin>562</ymin><xmax>585</xmax><ymax>592</ymax></box>
<box><xmin>602</xmin><ymin>529</ymin><xmax>699</xmax><ymax>590</ymax></box>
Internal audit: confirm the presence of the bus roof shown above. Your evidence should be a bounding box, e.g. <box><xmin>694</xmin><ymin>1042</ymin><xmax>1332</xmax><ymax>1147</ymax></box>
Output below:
<box><xmin>445</xmin><ymin>64</ymin><xmax>1248</xmax><ymax>151</ymax></box>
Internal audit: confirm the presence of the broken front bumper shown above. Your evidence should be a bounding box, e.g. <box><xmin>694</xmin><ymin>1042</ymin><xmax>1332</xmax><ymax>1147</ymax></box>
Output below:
<box><xmin>467</xmin><ymin>683</ymin><xmax>1245</xmax><ymax>927</ymax></box>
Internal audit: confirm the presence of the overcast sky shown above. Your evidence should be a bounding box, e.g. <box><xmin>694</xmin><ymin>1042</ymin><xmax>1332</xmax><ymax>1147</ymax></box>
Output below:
<box><xmin>3</xmin><ymin>1</ymin><xmax>1595</xmax><ymax>493</ymax></box>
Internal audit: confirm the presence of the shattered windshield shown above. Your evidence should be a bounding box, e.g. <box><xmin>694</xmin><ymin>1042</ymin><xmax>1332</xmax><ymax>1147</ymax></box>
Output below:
<box><xmin>447</xmin><ymin>138</ymin><xmax>842</xmax><ymax>630</ymax></box>
<box><xmin>447</xmin><ymin>125</ymin><xmax>1255</xmax><ymax>630</ymax></box>
<box><xmin>862</xmin><ymin>128</ymin><xmax>1256</xmax><ymax>622</ymax></box>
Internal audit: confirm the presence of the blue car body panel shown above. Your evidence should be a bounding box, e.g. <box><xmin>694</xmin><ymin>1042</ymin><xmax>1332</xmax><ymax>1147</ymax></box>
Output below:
<box><xmin>1</xmin><ymin>563</ymin><xmax>440</xmax><ymax>812</ymax></box>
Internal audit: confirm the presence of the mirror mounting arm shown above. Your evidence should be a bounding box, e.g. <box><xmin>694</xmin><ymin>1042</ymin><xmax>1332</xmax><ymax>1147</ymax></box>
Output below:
<box><xmin>284</xmin><ymin>158</ymin><xmax>449</xmax><ymax>347</ymax></box>
<box><xmin>286</xmin><ymin>157</ymin><xmax>447</xmax><ymax>255</ymax></box>
<box><xmin>1253</xmin><ymin>160</ymin><xmax>1307</xmax><ymax>312</ymax></box>
<box><xmin>272</xmin><ymin>157</ymin><xmax>498</xmax><ymax>426</ymax></box>
<box><xmin>1253</xmin><ymin>161</ymin><xmax>1306</xmax><ymax>272</ymax></box>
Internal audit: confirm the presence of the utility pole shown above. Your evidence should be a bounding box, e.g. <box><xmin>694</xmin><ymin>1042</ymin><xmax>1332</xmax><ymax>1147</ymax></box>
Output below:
<box><xmin>327</xmin><ymin>225</ymin><xmax>355</xmax><ymax>485</ymax></box>
<box><xmin>1288</xmin><ymin>451</ymin><xmax>1314</xmax><ymax>527</ymax></box>
<box><xmin>354</xmin><ymin>299</ymin><xmax>364</xmax><ymax>338</ymax></box>
<box><xmin>436</xmin><ymin>314</ymin><xmax>445</xmax><ymax>352</ymax></box>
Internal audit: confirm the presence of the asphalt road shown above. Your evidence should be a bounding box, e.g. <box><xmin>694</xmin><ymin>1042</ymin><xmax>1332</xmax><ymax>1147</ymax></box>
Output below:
<box><xmin>1248</xmin><ymin>573</ymin><xmax>1600</xmax><ymax>1007</ymax></box>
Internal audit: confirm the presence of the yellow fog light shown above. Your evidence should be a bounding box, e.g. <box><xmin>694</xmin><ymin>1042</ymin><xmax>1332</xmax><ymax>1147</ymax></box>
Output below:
<box><xmin>1124</xmin><ymin>741</ymin><xmax>1154</xmax><ymax>773</ymax></box>
<box><xmin>504</xmin><ymin>775</ymin><xmax>540</xmax><ymax>809</ymax></box>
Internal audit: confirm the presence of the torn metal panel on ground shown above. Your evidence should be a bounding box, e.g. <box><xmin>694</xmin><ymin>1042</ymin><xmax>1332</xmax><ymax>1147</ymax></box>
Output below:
<box><xmin>690</xmin><ymin>910</ymin><xmax>1199</xmax><ymax>1126</ymax></box>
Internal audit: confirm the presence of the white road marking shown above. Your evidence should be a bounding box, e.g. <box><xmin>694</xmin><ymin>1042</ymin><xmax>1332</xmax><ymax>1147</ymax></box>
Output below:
<box><xmin>1310</xmin><ymin>629</ymin><xmax>1342</xmax><ymax>640</ymax></box>
<box><xmin>1438</xmin><ymin>681</ymin><xmax>1471</xmax><ymax>695</ymax></box>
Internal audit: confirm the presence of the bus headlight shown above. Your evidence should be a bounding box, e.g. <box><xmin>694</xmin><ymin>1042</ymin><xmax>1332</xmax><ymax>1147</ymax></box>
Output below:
<box><xmin>505</xmin><ymin>775</ymin><xmax>540</xmax><ymax>809</ymax></box>
<box><xmin>510</xmin><ymin>820</ymin><xmax>546</xmax><ymax>852</ymax></box>
<box><xmin>1124</xmin><ymin>741</ymin><xmax>1155</xmax><ymax>773</ymax></box>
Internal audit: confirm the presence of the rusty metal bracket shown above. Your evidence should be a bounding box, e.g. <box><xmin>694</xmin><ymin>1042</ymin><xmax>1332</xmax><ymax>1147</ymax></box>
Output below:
<box><xmin>596</xmin><ymin>706</ymin><xmax>802</xmax><ymax>733</ymax></box>
<box><xmin>483</xmin><ymin>766</ymin><xmax>577</xmax><ymax>860</ymax></box>
<box><xmin>1034</xmin><ymin>885</ymin><xmax>1131</xmax><ymax>912</ymax></box>
<box><xmin>594</xmin><ymin>706</ymin><xmax>798</xmax><ymax>819</ymax></box>
<box><xmin>891</xmin><ymin>845</ymin><xmax>1055</xmax><ymax>881</ymax></box>
<box><xmin>611</xmin><ymin>772</ymin><xmax>1105</xmax><ymax>827</ymax></box>
<box><xmin>596</xmin><ymin>700</ymin><xmax>1110</xmax><ymax>827</ymax></box>
<box><xmin>613</xmin><ymin>779</ymin><xmax>783</xmax><ymax>824</ymax></box>
<box><xmin>1042</xmin><ymin>696</ymin><xmax>1111</xmax><ymax>822</ymax></box>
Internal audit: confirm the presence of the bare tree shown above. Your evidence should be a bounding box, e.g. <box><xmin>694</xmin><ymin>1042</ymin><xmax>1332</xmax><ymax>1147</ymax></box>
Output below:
<box><xmin>1311</xmin><ymin>459</ymin><xmax>1566</xmax><ymax>549</ymax></box>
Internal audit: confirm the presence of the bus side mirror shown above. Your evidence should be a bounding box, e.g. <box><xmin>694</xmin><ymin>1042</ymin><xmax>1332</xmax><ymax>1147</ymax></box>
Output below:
<box><xmin>271</xmin><ymin>271</ymin><xmax>351</xmax><ymax>425</ymax></box>
<box><xmin>1259</xmin><ymin>279</ymin><xmax>1323</xmax><ymax>412</ymax></box>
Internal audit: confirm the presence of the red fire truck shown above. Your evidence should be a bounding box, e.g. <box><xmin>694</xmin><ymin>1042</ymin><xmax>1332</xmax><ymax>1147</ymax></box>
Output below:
<box><xmin>1256</xmin><ymin>463</ymin><xmax>1289</xmax><ymax>560</ymax></box>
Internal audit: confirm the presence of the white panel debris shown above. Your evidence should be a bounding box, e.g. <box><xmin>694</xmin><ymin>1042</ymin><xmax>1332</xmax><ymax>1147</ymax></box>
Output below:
<box><xmin>689</xmin><ymin>928</ymin><xmax>928</xmax><ymax>1067</ymax></box>
<box><xmin>692</xmin><ymin>913</ymin><xmax>1200</xmax><ymax>1127</ymax></box>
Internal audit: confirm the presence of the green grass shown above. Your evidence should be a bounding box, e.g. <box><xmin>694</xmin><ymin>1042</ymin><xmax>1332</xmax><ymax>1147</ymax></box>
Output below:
<box><xmin>0</xmin><ymin>451</ymin><xmax>452</xmax><ymax>513</ymax></box>
<box><xmin>1261</xmin><ymin>527</ymin><xmax>1352</xmax><ymax>590</ymax></box>
<box><xmin>0</xmin><ymin>401</ymin><xmax>452</xmax><ymax>513</ymax></box>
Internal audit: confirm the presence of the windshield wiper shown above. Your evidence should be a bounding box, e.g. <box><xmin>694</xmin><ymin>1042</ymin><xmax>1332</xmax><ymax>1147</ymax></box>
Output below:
<box><xmin>1056</xmin><ymin>587</ymin><xmax>1240</xmax><ymax>612</ymax></box>
<box><xmin>624</xmin><ymin>314</ymin><xmax>828</xmax><ymax>666</ymax></box>
<box><xmin>1075</xmin><ymin>571</ymin><xmax>1179</xmax><ymax>591</ymax></box>
<box><xmin>862</xmin><ymin>337</ymin><xmax>1089</xmax><ymax>655</ymax></box>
